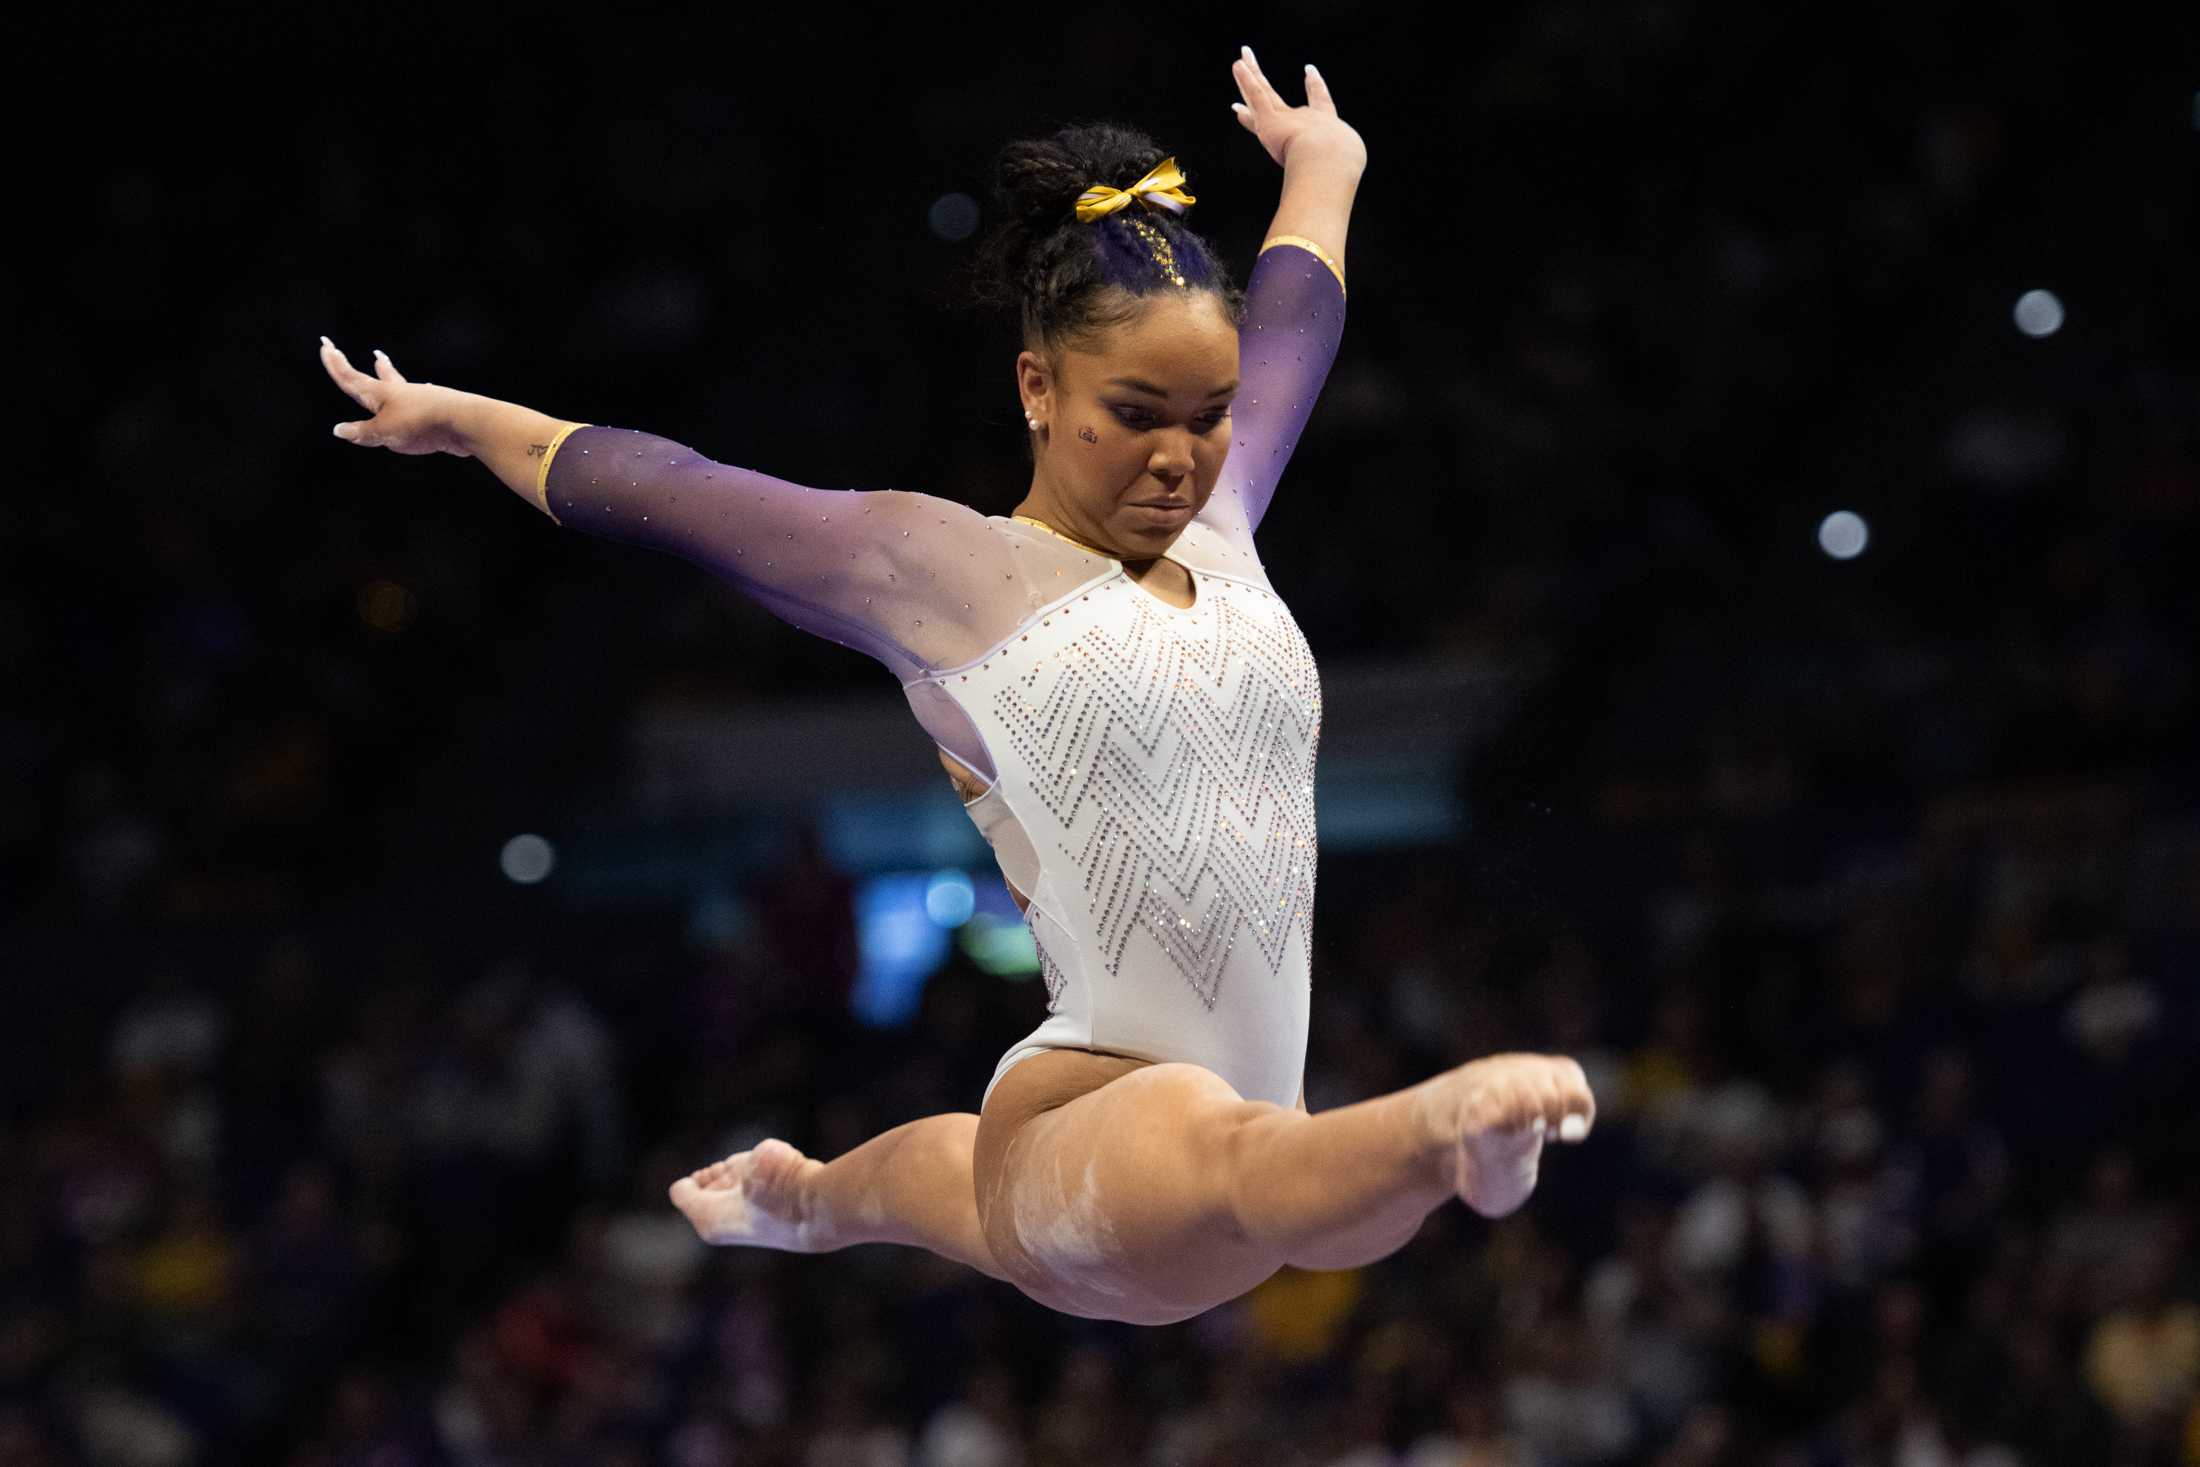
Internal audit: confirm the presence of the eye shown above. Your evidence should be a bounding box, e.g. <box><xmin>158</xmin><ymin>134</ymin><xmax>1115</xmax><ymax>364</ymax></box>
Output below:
<box><xmin>1110</xmin><ymin>406</ymin><xmax>1235</xmax><ymax>431</ymax></box>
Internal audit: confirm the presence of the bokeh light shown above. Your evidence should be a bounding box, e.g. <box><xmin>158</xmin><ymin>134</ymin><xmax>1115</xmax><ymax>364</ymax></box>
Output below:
<box><xmin>927</xmin><ymin>192</ymin><xmax>979</xmax><ymax>242</ymax></box>
<box><xmin>924</xmin><ymin>868</ymin><xmax>977</xmax><ymax>927</ymax></box>
<box><xmin>1817</xmin><ymin>510</ymin><xmax>1870</xmax><ymax>560</ymax></box>
<box><xmin>2013</xmin><ymin>288</ymin><xmax>2064</xmax><ymax>338</ymax></box>
<box><xmin>498</xmin><ymin>833</ymin><xmax>556</xmax><ymax>884</ymax></box>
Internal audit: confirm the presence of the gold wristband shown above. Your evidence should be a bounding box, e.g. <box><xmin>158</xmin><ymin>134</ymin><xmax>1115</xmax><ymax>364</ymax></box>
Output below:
<box><xmin>534</xmin><ymin>422</ymin><xmax>591</xmax><ymax>523</ymax></box>
<box><xmin>1259</xmin><ymin>234</ymin><xmax>1346</xmax><ymax>295</ymax></box>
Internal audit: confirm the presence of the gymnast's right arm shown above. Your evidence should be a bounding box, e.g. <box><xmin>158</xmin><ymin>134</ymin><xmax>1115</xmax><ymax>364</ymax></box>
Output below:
<box><xmin>318</xmin><ymin>338</ymin><xmax>979</xmax><ymax>674</ymax></box>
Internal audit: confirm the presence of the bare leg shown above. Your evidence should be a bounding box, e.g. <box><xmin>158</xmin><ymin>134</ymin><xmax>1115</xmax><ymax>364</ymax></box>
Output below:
<box><xmin>1221</xmin><ymin>1055</ymin><xmax>1589</xmax><ymax>1269</ymax></box>
<box><xmin>975</xmin><ymin>1052</ymin><xmax>1595</xmax><ymax>1323</ymax></box>
<box><xmin>669</xmin><ymin>1053</ymin><xmax>1595</xmax><ymax>1324</ymax></box>
<box><xmin>670</xmin><ymin>1113</ymin><xmax>1008</xmax><ymax>1282</ymax></box>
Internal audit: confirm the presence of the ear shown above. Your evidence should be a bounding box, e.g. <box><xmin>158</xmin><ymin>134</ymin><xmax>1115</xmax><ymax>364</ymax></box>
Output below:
<box><xmin>1015</xmin><ymin>348</ymin><xmax>1054</xmax><ymax>416</ymax></box>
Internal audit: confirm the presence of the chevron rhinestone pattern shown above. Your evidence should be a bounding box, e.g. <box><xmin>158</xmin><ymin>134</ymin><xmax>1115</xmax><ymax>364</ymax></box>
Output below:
<box><xmin>995</xmin><ymin>575</ymin><xmax>1321</xmax><ymax>1010</ymax></box>
<box><xmin>1038</xmin><ymin>943</ymin><xmax>1068</xmax><ymax>1010</ymax></box>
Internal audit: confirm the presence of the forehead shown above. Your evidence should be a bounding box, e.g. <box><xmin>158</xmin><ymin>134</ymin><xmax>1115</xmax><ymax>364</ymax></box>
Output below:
<box><xmin>1064</xmin><ymin>293</ymin><xmax>1239</xmax><ymax>391</ymax></box>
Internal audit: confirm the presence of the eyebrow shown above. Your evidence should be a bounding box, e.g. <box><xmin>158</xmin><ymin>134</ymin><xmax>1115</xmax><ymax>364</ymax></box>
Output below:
<box><xmin>1105</xmin><ymin>377</ymin><xmax>1239</xmax><ymax>398</ymax></box>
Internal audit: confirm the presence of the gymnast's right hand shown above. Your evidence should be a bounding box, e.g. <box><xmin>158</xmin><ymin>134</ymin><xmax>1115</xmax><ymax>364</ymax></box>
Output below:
<box><xmin>318</xmin><ymin>337</ymin><xmax>475</xmax><ymax>457</ymax></box>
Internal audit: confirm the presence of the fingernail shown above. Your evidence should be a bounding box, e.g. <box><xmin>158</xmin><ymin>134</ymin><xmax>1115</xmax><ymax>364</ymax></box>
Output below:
<box><xmin>1306</xmin><ymin>63</ymin><xmax>1320</xmax><ymax>76</ymax></box>
<box><xmin>1241</xmin><ymin>44</ymin><xmax>1254</xmax><ymax>61</ymax></box>
<box><xmin>332</xmin><ymin>424</ymin><xmax>348</xmax><ymax>439</ymax></box>
<box><xmin>373</xmin><ymin>348</ymin><xmax>387</xmax><ymax>361</ymax></box>
<box><xmin>1559</xmin><ymin>1114</ymin><xmax>1588</xmax><ymax>1143</ymax></box>
<box><xmin>319</xmin><ymin>335</ymin><xmax>332</xmax><ymax>348</ymax></box>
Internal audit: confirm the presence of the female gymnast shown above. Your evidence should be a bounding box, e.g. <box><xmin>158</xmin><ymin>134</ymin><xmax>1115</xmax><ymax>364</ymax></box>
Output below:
<box><xmin>318</xmin><ymin>48</ymin><xmax>1594</xmax><ymax>1326</ymax></box>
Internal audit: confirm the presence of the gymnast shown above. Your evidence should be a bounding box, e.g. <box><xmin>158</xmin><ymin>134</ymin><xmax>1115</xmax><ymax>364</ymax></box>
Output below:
<box><xmin>318</xmin><ymin>47</ymin><xmax>1594</xmax><ymax>1325</ymax></box>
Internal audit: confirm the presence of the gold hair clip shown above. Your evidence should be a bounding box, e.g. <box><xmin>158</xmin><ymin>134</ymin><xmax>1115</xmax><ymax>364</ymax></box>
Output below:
<box><xmin>1073</xmin><ymin>156</ymin><xmax>1197</xmax><ymax>222</ymax></box>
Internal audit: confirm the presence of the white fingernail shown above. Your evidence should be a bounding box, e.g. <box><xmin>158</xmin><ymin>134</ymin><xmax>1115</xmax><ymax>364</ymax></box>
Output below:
<box><xmin>332</xmin><ymin>424</ymin><xmax>348</xmax><ymax>439</ymax></box>
<box><xmin>319</xmin><ymin>335</ymin><xmax>332</xmax><ymax>348</ymax></box>
<box><xmin>1559</xmin><ymin>1114</ymin><xmax>1588</xmax><ymax>1143</ymax></box>
<box><xmin>373</xmin><ymin>348</ymin><xmax>387</xmax><ymax>360</ymax></box>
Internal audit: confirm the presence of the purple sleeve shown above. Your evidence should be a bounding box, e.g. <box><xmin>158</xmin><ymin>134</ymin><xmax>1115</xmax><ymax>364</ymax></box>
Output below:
<box><xmin>1207</xmin><ymin>242</ymin><xmax>1348</xmax><ymax>540</ymax></box>
<box><xmin>540</xmin><ymin>425</ymin><xmax>991</xmax><ymax>678</ymax></box>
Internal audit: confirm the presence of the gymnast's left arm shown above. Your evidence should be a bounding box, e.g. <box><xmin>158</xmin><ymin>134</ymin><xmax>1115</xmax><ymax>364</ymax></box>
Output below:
<box><xmin>1214</xmin><ymin>48</ymin><xmax>1366</xmax><ymax>538</ymax></box>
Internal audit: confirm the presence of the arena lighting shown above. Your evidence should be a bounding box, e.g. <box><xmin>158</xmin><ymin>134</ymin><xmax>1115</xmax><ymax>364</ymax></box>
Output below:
<box><xmin>499</xmin><ymin>833</ymin><xmax>556</xmax><ymax>884</ymax></box>
<box><xmin>960</xmin><ymin>912</ymin><xmax>1042</xmax><ymax>976</ymax></box>
<box><xmin>1817</xmin><ymin>510</ymin><xmax>1870</xmax><ymax>560</ymax></box>
<box><xmin>2013</xmin><ymin>289</ymin><xmax>2065</xmax><ymax>338</ymax></box>
<box><xmin>924</xmin><ymin>869</ymin><xmax>978</xmax><ymax>927</ymax></box>
<box><xmin>927</xmin><ymin>191</ymin><xmax>979</xmax><ymax>242</ymax></box>
<box><xmin>854</xmin><ymin>873</ymin><xmax>954</xmax><ymax>1028</ymax></box>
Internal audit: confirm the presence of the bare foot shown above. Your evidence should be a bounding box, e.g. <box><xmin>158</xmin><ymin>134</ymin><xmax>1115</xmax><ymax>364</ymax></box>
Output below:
<box><xmin>668</xmin><ymin>1138</ymin><xmax>834</xmax><ymax>1252</ymax></box>
<box><xmin>1422</xmin><ymin>1053</ymin><xmax>1595</xmax><ymax>1219</ymax></box>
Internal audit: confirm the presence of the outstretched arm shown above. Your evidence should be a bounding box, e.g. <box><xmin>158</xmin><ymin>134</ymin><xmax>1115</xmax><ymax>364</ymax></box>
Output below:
<box><xmin>1202</xmin><ymin>49</ymin><xmax>1366</xmax><ymax>542</ymax></box>
<box><xmin>318</xmin><ymin>340</ymin><xmax>999</xmax><ymax>680</ymax></box>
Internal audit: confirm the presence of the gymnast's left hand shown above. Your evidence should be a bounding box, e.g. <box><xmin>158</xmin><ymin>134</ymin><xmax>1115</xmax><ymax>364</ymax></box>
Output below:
<box><xmin>1230</xmin><ymin>46</ymin><xmax>1366</xmax><ymax>172</ymax></box>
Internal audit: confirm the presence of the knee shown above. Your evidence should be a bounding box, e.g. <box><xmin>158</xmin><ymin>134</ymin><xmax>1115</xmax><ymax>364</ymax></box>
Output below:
<box><xmin>1212</xmin><ymin>1097</ymin><xmax>1301</xmax><ymax>1248</ymax></box>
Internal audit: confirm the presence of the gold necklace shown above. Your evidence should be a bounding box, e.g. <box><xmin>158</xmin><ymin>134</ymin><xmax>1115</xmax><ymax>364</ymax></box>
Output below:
<box><xmin>1011</xmin><ymin>514</ymin><xmax>1118</xmax><ymax>560</ymax></box>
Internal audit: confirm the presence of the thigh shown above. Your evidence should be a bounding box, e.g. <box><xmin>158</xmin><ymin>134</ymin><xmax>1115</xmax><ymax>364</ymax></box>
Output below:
<box><xmin>973</xmin><ymin>1050</ymin><xmax>1288</xmax><ymax>1325</ymax></box>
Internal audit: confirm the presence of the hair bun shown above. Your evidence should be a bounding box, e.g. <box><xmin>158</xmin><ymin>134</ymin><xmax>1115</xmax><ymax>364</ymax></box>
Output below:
<box><xmin>967</xmin><ymin>123</ymin><xmax>1172</xmax><ymax>315</ymax></box>
<box><xmin>957</xmin><ymin>120</ymin><xmax>1242</xmax><ymax>358</ymax></box>
<box><xmin>991</xmin><ymin>122</ymin><xmax>1172</xmax><ymax>227</ymax></box>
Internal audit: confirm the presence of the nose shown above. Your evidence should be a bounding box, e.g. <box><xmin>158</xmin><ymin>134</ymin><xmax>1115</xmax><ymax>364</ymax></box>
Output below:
<box><xmin>1147</xmin><ymin>428</ymin><xmax>1197</xmax><ymax>478</ymax></box>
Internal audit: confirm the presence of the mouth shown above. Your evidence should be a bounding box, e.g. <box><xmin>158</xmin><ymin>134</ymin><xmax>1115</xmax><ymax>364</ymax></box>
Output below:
<box><xmin>1128</xmin><ymin>501</ymin><xmax>1193</xmax><ymax>522</ymax></box>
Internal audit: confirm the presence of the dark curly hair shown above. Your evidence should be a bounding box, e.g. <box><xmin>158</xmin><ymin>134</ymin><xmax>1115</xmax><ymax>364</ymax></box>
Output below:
<box><xmin>965</xmin><ymin>121</ymin><xmax>1247</xmax><ymax>354</ymax></box>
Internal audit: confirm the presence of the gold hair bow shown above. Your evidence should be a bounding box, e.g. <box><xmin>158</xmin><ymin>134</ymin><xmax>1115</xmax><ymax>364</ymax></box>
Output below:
<box><xmin>1073</xmin><ymin>156</ymin><xmax>1197</xmax><ymax>222</ymax></box>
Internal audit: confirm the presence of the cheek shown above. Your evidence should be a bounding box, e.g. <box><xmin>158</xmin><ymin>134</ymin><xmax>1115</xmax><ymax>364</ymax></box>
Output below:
<box><xmin>1195</xmin><ymin>431</ymin><xmax>1232</xmax><ymax>475</ymax></box>
<box><xmin>1075</xmin><ymin>427</ymin><xmax>1143</xmax><ymax>471</ymax></box>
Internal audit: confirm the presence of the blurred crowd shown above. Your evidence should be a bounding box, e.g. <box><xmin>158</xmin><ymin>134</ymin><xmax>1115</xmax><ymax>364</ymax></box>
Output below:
<box><xmin>6</xmin><ymin>766</ymin><xmax>2198</xmax><ymax>1466</ymax></box>
<box><xmin>11</xmin><ymin>0</ymin><xmax>2198</xmax><ymax>1463</ymax></box>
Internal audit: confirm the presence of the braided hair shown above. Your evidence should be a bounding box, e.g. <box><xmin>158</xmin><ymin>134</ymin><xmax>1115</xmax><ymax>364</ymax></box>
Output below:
<box><xmin>966</xmin><ymin>122</ymin><xmax>1247</xmax><ymax>354</ymax></box>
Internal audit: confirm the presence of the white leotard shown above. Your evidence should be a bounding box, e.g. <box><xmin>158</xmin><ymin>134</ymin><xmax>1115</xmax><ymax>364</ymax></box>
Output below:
<box><xmin>913</xmin><ymin>514</ymin><xmax>1319</xmax><ymax>1108</ymax></box>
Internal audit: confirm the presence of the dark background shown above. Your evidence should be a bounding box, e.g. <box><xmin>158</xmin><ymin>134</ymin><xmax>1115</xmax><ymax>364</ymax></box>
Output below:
<box><xmin>6</xmin><ymin>3</ymin><xmax>2199</xmax><ymax>1464</ymax></box>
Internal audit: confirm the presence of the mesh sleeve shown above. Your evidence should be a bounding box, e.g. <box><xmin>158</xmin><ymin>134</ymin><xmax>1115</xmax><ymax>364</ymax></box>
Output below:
<box><xmin>536</xmin><ymin>424</ymin><xmax>994</xmax><ymax>678</ymax></box>
<box><xmin>1202</xmin><ymin>238</ymin><xmax>1348</xmax><ymax>544</ymax></box>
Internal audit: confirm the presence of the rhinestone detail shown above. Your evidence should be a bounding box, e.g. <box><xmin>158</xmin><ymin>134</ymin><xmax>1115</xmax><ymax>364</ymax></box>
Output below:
<box><xmin>951</xmin><ymin>565</ymin><xmax>1321</xmax><ymax>1012</ymax></box>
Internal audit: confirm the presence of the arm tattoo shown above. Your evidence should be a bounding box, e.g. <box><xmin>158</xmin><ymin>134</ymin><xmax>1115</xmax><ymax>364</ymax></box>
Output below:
<box><xmin>526</xmin><ymin>442</ymin><xmax>551</xmax><ymax>458</ymax></box>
